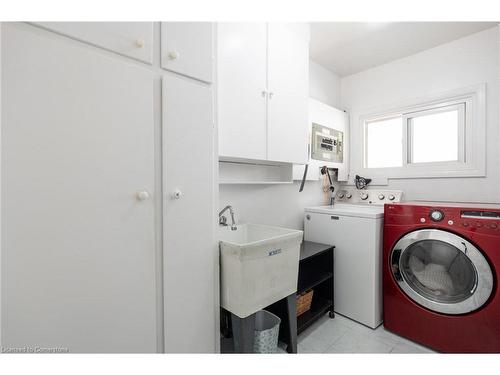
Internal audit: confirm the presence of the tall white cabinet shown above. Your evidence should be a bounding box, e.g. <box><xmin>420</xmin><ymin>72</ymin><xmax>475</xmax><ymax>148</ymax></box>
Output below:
<box><xmin>217</xmin><ymin>23</ymin><xmax>310</xmax><ymax>165</ymax></box>
<box><xmin>162</xmin><ymin>75</ymin><xmax>217</xmax><ymax>353</ymax></box>
<box><xmin>1</xmin><ymin>22</ymin><xmax>217</xmax><ymax>353</ymax></box>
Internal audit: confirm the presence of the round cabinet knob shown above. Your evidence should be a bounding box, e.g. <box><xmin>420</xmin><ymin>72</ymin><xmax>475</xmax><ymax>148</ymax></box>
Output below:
<box><xmin>168</xmin><ymin>51</ymin><xmax>180</xmax><ymax>60</ymax></box>
<box><xmin>338</xmin><ymin>193</ymin><xmax>345</xmax><ymax>199</ymax></box>
<box><xmin>135</xmin><ymin>39</ymin><xmax>145</xmax><ymax>48</ymax></box>
<box><xmin>136</xmin><ymin>190</ymin><xmax>150</xmax><ymax>201</ymax></box>
<box><xmin>430</xmin><ymin>210</ymin><xmax>444</xmax><ymax>222</ymax></box>
<box><xmin>360</xmin><ymin>193</ymin><xmax>369</xmax><ymax>200</ymax></box>
<box><xmin>172</xmin><ymin>189</ymin><xmax>183</xmax><ymax>200</ymax></box>
<box><xmin>388</xmin><ymin>194</ymin><xmax>395</xmax><ymax>201</ymax></box>
<box><xmin>306</xmin><ymin>214</ymin><xmax>311</xmax><ymax>221</ymax></box>
<box><xmin>346</xmin><ymin>193</ymin><xmax>352</xmax><ymax>199</ymax></box>
<box><xmin>378</xmin><ymin>194</ymin><xmax>385</xmax><ymax>200</ymax></box>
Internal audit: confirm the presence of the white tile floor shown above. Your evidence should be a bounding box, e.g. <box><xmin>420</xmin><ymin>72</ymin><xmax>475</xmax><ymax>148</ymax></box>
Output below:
<box><xmin>297</xmin><ymin>314</ymin><xmax>436</xmax><ymax>354</ymax></box>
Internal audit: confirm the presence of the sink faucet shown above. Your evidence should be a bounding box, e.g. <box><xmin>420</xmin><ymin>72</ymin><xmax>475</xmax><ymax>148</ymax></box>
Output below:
<box><xmin>219</xmin><ymin>205</ymin><xmax>237</xmax><ymax>231</ymax></box>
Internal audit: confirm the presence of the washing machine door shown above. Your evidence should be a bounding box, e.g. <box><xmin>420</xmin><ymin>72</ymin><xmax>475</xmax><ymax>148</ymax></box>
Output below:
<box><xmin>391</xmin><ymin>229</ymin><xmax>493</xmax><ymax>314</ymax></box>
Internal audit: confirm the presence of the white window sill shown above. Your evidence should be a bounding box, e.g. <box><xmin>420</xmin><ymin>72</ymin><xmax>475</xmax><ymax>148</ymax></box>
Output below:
<box><xmin>346</xmin><ymin>165</ymin><xmax>486</xmax><ymax>186</ymax></box>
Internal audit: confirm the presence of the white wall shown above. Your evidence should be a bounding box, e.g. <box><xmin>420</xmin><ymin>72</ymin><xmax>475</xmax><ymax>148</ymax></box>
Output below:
<box><xmin>341</xmin><ymin>26</ymin><xmax>500</xmax><ymax>203</ymax></box>
<box><xmin>219</xmin><ymin>60</ymin><xmax>341</xmax><ymax>230</ymax></box>
<box><xmin>309</xmin><ymin>60</ymin><xmax>341</xmax><ymax>108</ymax></box>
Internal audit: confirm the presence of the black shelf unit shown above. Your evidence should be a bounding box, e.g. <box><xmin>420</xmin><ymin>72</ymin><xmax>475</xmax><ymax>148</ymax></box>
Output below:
<box><xmin>298</xmin><ymin>266</ymin><xmax>333</xmax><ymax>294</ymax></box>
<box><xmin>297</xmin><ymin>296</ymin><xmax>333</xmax><ymax>334</ymax></box>
<box><xmin>297</xmin><ymin>241</ymin><xmax>335</xmax><ymax>335</ymax></box>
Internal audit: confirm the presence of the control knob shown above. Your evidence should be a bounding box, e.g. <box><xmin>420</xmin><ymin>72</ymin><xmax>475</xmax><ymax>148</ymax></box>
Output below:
<box><xmin>346</xmin><ymin>193</ymin><xmax>352</xmax><ymax>199</ymax></box>
<box><xmin>430</xmin><ymin>210</ymin><xmax>444</xmax><ymax>222</ymax></box>
<box><xmin>388</xmin><ymin>194</ymin><xmax>395</xmax><ymax>201</ymax></box>
<box><xmin>360</xmin><ymin>193</ymin><xmax>369</xmax><ymax>200</ymax></box>
<box><xmin>378</xmin><ymin>194</ymin><xmax>385</xmax><ymax>200</ymax></box>
<box><xmin>338</xmin><ymin>193</ymin><xmax>345</xmax><ymax>199</ymax></box>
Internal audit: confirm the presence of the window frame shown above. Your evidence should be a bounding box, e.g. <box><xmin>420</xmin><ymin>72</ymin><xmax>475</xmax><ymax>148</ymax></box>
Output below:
<box><xmin>355</xmin><ymin>84</ymin><xmax>486</xmax><ymax>182</ymax></box>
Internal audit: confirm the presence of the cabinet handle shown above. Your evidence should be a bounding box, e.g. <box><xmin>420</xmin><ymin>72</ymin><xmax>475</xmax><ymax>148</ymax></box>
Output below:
<box><xmin>168</xmin><ymin>51</ymin><xmax>180</xmax><ymax>60</ymax></box>
<box><xmin>136</xmin><ymin>190</ymin><xmax>150</xmax><ymax>201</ymax></box>
<box><xmin>261</xmin><ymin>90</ymin><xmax>267</xmax><ymax>98</ymax></box>
<box><xmin>172</xmin><ymin>189</ymin><xmax>183</xmax><ymax>200</ymax></box>
<box><xmin>269</xmin><ymin>92</ymin><xmax>274</xmax><ymax>99</ymax></box>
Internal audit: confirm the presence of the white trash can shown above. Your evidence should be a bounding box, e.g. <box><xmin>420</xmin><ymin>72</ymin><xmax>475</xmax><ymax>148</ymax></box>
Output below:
<box><xmin>253</xmin><ymin>310</ymin><xmax>281</xmax><ymax>353</ymax></box>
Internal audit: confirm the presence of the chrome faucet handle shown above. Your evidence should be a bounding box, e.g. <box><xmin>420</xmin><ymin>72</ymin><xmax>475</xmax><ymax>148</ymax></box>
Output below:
<box><xmin>219</xmin><ymin>215</ymin><xmax>228</xmax><ymax>226</ymax></box>
<box><xmin>219</xmin><ymin>205</ymin><xmax>237</xmax><ymax>230</ymax></box>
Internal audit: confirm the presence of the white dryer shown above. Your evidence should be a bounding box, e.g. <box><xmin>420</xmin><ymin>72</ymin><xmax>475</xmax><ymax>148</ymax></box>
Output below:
<box><xmin>304</xmin><ymin>189</ymin><xmax>403</xmax><ymax>328</ymax></box>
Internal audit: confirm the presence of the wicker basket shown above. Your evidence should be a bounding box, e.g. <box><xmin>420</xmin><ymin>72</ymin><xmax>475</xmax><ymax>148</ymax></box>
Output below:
<box><xmin>296</xmin><ymin>289</ymin><xmax>314</xmax><ymax>316</ymax></box>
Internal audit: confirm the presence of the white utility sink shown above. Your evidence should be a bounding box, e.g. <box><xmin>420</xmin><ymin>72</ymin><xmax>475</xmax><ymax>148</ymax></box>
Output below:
<box><xmin>219</xmin><ymin>223</ymin><xmax>303</xmax><ymax>318</ymax></box>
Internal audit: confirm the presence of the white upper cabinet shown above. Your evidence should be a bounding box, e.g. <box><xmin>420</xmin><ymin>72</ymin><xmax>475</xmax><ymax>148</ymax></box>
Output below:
<box><xmin>217</xmin><ymin>23</ymin><xmax>268</xmax><ymax>161</ymax></box>
<box><xmin>33</xmin><ymin>22</ymin><xmax>154</xmax><ymax>64</ymax></box>
<box><xmin>267</xmin><ymin>23</ymin><xmax>310</xmax><ymax>164</ymax></box>
<box><xmin>217</xmin><ymin>23</ymin><xmax>310</xmax><ymax>164</ymax></box>
<box><xmin>161</xmin><ymin>22</ymin><xmax>214</xmax><ymax>83</ymax></box>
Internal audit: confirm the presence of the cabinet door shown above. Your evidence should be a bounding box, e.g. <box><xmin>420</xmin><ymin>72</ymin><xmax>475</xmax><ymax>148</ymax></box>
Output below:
<box><xmin>267</xmin><ymin>23</ymin><xmax>310</xmax><ymax>164</ymax></box>
<box><xmin>305</xmin><ymin>213</ymin><xmax>383</xmax><ymax>327</ymax></box>
<box><xmin>162</xmin><ymin>75</ymin><xmax>217</xmax><ymax>353</ymax></box>
<box><xmin>34</xmin><ymin>22</ymin><xmax>154</xmax><ymax>63</ymax></box>
<box><xmin>217</xmin><ymin>23</ymin><xmax>268</xmax><ymax>161</ymax></box>
<box><xmin>1</xmin><ymin>24</ymin><xmax>157</xmax><ymax>352</ymax></box>
<box><xmin>161</xmin><ymin>22</ymin><xmax>213</xmax><ymax>83</ymax></box>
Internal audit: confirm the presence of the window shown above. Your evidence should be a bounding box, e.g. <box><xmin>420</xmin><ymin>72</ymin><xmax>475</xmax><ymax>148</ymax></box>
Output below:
<box><xmin>365</xmin><ymin>103</ymin><xmax>464</xmax><ymax>168</ymax></box>
<box><xmin>365</xmin><ymin>117</ymin><xmax>403</xmax><ymax>168</ymax></box>
<box><xmin>407</xmin><ymin>104</ymin><xmax>464</xmax><ymax>164</ymax></box>
<box><xmin>357</xmin><ymin>84</ymin><xmax>486</xmax><ymax>180</ymax></box>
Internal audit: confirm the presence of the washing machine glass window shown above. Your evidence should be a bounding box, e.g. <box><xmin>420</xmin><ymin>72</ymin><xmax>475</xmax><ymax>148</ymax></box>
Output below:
<box><xmin>391</xmin><ymin>229</ymin><xmax>494</xmax><ymax>315</ymax></box>
<box><xmin>401</xmin><ymin>239</ymin><xmax>477</xmax><ymax>303</ymax></box>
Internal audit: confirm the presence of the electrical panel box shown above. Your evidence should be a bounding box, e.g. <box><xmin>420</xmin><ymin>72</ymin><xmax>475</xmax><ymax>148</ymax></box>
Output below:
<box><xmin>311</xmin><ymin>123</ymin><xmax>343</xmax><ymax>163</ymax></box>
<box><xmin>293</xmin><ymin>98</ymin><xmax>348</xmax><ymax>181</ymax></box>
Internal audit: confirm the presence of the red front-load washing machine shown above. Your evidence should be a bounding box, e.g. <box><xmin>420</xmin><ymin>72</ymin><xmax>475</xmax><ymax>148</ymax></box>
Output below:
<box><xmin>383</xmin><ymin>202</ymin><xmax>500</xmax><ymax>353</ymax></box>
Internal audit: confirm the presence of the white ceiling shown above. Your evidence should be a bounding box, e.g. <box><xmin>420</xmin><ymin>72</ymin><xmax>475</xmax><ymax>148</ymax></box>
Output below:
<box><xmin>310</xmin><ymin>22</ymin><xmax>498</xmax><ymax>77</ymax></box>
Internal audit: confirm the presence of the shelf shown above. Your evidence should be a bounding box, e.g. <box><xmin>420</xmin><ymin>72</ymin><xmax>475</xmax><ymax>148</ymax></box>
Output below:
<box><xmin>297</xmin><ymin>296</ymin><xmax>333</xmax><ymax>334</ymax></box>
<box><xmin>219</xmin><ymin>160</ymin><xmax>293</xmax><ymax>184</ymax></box>
<box><xmin>300</xmin><ymin>241</ymin><xmax>334</xmax><ymax>262</ymax></box>
<box><xmin>219</xmin><ymin>181</ymin><xmax>293</xmax><ymax>185</ymax></box>
<box><xmin>297</xmin><ymin>267</ymin><xmax>333</xmax><ymax>294</ymax></box>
